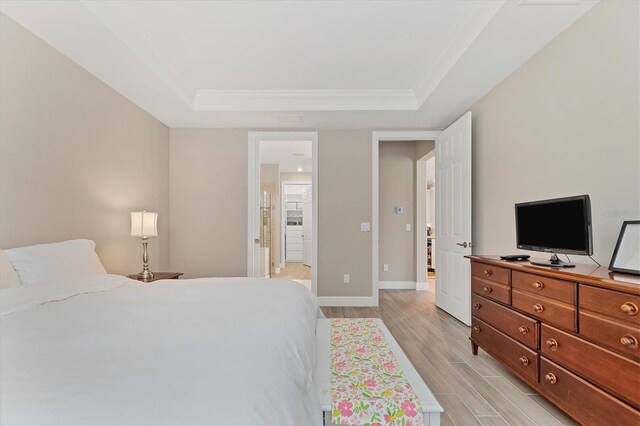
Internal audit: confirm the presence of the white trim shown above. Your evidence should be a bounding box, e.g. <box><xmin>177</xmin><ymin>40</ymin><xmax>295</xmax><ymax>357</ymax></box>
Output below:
<box><xmin>372</xmin><ymin>131</ymin><xmax>440</xmax><ymax>307</ymax></box>
<box><xmin>247</xmin><ymin>135</ymin><xmax>259</xmax><ymax>277</ymax></box>
<box><xmin>379</xmin><ymin>281</ymin><xmax>417</xmax><ymax>290</ymax></box>
<box><xmin>247</xmin><ymin>131</ymin><xmax>318</xmax><ymax>297</ymax></box>
<box><xmin>194</xmin><ymin>89</ymin><xmax>417</xmax><ymax>111</ymax></box>
<box><xmin>318</xmin><ymin>296</ymin><xmax>378</xmax><ymax>307</ymax></box>
<box><xmin>416</xmin><ymin>282</ymin><xmax>429</xmax><ymax>291</ymax></box>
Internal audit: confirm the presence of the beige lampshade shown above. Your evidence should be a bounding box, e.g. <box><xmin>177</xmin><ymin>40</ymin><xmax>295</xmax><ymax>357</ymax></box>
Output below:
<box><xmin>130</xmin><ymin>210</ymin><xmax>158</xmax><ymax>238</ymax></box>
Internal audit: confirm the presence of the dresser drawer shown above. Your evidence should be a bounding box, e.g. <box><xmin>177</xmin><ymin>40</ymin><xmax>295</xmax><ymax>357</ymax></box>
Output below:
<box><xmin>512</xmin><ymin>271</ymin><xmax>576</xmax><ymax>304</ymax></box>
<box><xmin>541</xmin><ymin>324</ymin><xmax>640</xmax><ymax>408</ymax></box>
<box><xmin>472</xmin><ymin>277</ymin><xmax>510</xmax><ymax>305</ymax></box>
<box><xmin>513</xmin><ymin>290</ymin><xmax>576</xmax><ymax>332</ymax></box>
<box><xmin>472</xmin><ymin>294</ymin><xmax>538</xmax><ymax>349</ymax></box>
<box><xmin>471</xmin><ymin>317</ymin><xmax>538</xmax><ymax>383</ymax></box>
<box><xmin>580</xmin><ymin>285</ymin><xmax>640</xmax><ymax>325</ymax></box>
<box><xmin>539</xmin><ymin>357</ymin><xmax>640</xmax><ymax>426</ymax></box>
<box><xmin>471</xmin><ymin>262</ymin><xmax>510</xmax><ymax>285</ymax></box>
<box><xmin>579</xmin><ymin>310</ymin><xmax>640</xmax><ymax>361</ymax></box>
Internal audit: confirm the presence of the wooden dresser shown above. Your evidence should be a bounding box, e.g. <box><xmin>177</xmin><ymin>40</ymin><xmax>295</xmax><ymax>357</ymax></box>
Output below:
<box><xmin>467</xmin><ymin>255</ymin><xmax>640</xmax><ymax>425</ymax></box>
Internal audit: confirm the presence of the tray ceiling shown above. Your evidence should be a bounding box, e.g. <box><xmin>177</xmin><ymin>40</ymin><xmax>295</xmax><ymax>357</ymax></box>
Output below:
<box><xmin>0</xmin><ymin>0</ymin><xmax>598</xmax><ymax>128</ymax></box>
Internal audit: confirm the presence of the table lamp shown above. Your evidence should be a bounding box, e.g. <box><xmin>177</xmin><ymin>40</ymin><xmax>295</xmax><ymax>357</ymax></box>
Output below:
<box><xmin>130</xmin><ymin>210</ymin><xmax>158</xmax><ymax>281</ymax></box>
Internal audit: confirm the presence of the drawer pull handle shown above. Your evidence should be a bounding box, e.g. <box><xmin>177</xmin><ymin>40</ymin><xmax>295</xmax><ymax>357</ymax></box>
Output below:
<box><xmin>473</xmin><ymin>326</ymin><xmax>481</xmax><ymax>333</ymax></box>
<box><xmin>621</xmin><ymin>302</ymin><xmax>638</xmax><ymax>316</ymax></box>
<box><xmin>483</xmin><ymin>286</ymin><xmax>492</xmax><ymax>294</ymax></box>
<box><xmin>620</xmin><ymin>335</ymin><xmax>638</xmax><ymax>349</ymax></box>
<box><xmin>533</xmin><ymin>281</ymin><xmax>544</xmax><ymax>290</ymax></box>
<box><xmin>518</xmin><ymin>326</ymin><xmax>529</xmax><ymax>335</ymax></box>
<box><xmin>533</xmin><ymin>303</ymin><xmax>544</xmax><ymax>313</ymax></box>
<box><xmin>545</xmin><ymin>373</ymin><xmax>557</xmax><ymax>385</ymax></box>
<box><xmin>473</xmin><ymin>302</ymin><xmax>481</xmax><ymax>310</ymax></box>
<box><xmin>483</xmin><ymin>269</ymin><xmax>492</xmax><ymax>277</ymax></box>
<box><xmin>546</xmin><ymin>338</ymin><xmax>558</xmax><ymax>351</ymax></box>
<box><xmin>519</xmin><ymin>356</ymin><xmax>529</xmax><ymax>366</ymax></box>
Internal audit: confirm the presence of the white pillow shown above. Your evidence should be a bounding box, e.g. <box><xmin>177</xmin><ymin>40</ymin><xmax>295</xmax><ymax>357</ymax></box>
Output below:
<box><xmin>5</xmin><ymin>239</ymin><xmax>106</xmax><ymax>286</ymax></box>
<box><xmin>0</xmin><ymin>249</ymin><xmax>21</xmax><ymax>289</ymax></box>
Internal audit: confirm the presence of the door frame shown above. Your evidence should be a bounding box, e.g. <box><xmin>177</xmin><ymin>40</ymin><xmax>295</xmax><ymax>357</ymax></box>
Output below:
<box><xmin>247</xmin><ymin>131</ymin><xmax>318</xmax><ymax>296</ymax></box>
<box><xmin>372</xmin><ymin>131</ymin><xmax>440</xmax><ymax>305</ymax></box>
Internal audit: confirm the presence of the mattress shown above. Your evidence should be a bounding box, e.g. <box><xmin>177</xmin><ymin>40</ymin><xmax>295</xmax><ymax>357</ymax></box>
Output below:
<box><xmin>0</xmin><ymin>274</ymin><xmax>321</xmax><ymax>425</ymax></box>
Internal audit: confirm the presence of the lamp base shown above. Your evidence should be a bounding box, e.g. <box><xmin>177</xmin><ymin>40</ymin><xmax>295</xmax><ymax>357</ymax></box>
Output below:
<box><xmin>136</xmin><ymin>269</ymin><xmax>155</xmax><ymax>282</ymax></box>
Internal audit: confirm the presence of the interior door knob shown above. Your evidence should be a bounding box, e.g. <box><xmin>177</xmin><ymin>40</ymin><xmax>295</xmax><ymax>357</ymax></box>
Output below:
<box><xmin>456</xmin><ymin>242</ymin><xmax>468</xmax><ymax>248</ymax></box>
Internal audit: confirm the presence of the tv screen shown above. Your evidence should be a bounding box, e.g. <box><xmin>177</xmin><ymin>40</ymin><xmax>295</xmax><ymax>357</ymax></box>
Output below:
<box><xmin>515</xmin><ymin>195</ymin><xmax>592</xmax><ymax>255</ymax></box>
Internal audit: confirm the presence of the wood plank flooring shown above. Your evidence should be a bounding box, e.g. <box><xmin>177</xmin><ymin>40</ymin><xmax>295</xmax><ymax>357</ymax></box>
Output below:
<box><xmin>320</xmin><ymin>290</ymin><xmax>578</xmax><ymax>426</ymax></box>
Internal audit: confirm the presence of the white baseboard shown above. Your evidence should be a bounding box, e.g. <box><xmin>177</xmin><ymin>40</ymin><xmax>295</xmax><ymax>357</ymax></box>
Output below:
<box><xmin>416</xmin><ymin>281</ymin><xmax>429</xmax><ymax>291</ymax></box>
<box><xmin>318</xmin><ymin>296</ymin><xmax>378</xmax><ymax>307</ymax></box>
<box><xmin>379</xmin><ymin>281</ymin><xmax>416</xmax><ymax>290</ymax></box>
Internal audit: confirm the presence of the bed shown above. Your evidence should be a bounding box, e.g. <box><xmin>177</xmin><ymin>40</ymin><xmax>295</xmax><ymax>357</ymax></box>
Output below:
<box><xmin>0</xmin><ymin>241</ymin><xmax>321</xmax><ymax>425</ymax></box>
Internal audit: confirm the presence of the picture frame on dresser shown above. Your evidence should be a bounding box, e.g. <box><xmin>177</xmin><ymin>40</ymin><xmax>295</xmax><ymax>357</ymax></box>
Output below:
<box><xmin>609</xmin><ymin>220</ymin><xmax>640</xmax><ymax>275</ymax></box>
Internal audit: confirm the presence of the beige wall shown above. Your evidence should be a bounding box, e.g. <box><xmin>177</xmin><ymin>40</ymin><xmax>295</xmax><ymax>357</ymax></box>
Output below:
<box><xmin>169</xmin><ymin>129</ymin><xmax>375</xmax><ymax>298</ymax></box>
<box><xmin>470</xmin><ymin>0</ymin><xmax>639</xmax><ymax>265</ymax></box>
<box><xmin>0</xmin><ymin>14</ymin><xmax>170</xmax><ymax>275</ymax></box>
<box><xmin>378</xmin><ymin>140</ymin><xmax>435</xmax><ymax>285</ymax></box>
<box><xmin>169</xmin><ymin>128</ymin><xmax>248</xmax><ymax>278</ymax></box>
<box><xmin>317</xmin><ymin>130</ymin><xmax>373</xmax><ymax>297</ymax></box>
<box><xmin>379</xmin><ymin>141</ymin><xmax>416</xmax><ymax>282</ymax></box>
<box><xmin>260</xmin><ymin>164</ymin><xmax>280</xmax><ymax>270</ymax></box>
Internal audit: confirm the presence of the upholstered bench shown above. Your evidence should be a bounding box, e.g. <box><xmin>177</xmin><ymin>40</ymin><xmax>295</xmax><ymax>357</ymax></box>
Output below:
<box><xmin>314</xmin><ymin>318</ymin><xmax>443</xmax><ymax>425</ymax></box>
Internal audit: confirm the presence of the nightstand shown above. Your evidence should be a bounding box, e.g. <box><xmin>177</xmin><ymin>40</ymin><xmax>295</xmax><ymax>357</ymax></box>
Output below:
<box><xmin>128</xmin><ymin>272</ymin><xmax>183</xmax><ymax>283</ymax></box>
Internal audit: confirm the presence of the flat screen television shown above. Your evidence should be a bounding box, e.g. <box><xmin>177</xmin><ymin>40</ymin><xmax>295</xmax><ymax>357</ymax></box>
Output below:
<box><xmin>515</xmin><ymin>195</ymin><xmax>592</xmax><ymax>267</ymax></box>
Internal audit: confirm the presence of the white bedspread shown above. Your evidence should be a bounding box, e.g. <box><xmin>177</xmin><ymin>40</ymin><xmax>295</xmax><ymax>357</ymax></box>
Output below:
<box><xmin>0</xmin><ymin>275</ymin><xmax>321</xmax><ymax>425</ymax></box>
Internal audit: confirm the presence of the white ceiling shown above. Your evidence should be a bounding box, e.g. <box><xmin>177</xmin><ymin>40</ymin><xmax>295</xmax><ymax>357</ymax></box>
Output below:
<box><xmin>1</xmin><ymin>0</ymin><xmax>598</xmax><ymax>129</ymax></box>
<box><xmin>260</xmin><ymin>140</ymin><xmax>312</xmax><ymax>173</ymax></box>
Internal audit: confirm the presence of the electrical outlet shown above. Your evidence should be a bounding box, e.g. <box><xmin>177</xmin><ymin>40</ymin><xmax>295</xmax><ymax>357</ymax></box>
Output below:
<box><xmin>343</xmin><ymin>274</ymin><xmax>350</xmax><ymax>284</ymax></box>
<box><xmin>383</xmin><ymin>264</ymin><xmax>389</xmax><ymax>272</ymax></box>
<box><xmin>360</xmin><ymin>222</ymin><xmax>370</xmax><ymax>232</ymax></box>
<box><xmin>406</xmin><ymin>224</ymin><xmax>411</xmax><ymax>231</ymax></box>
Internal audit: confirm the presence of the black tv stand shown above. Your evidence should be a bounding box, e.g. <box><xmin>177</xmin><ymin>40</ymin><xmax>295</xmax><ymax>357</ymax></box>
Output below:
<box><xmin>530</xmin><ymin>253</ymin><xmax>576</xmax><ymax>268</ymax></box>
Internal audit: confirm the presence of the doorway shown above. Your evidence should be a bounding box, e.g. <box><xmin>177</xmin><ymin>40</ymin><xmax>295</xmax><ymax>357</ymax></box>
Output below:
<box><xmin>372</xmin><ymin>132</ymin><xmax>440</xmax><ymax>306</ymax></box>
<box><xmin>417</xmin><ymin>150</ymin><xmax>436</xmax><ymax>293</ymax></box>
<box><xmin>247</xmin><ymin>132</ymin><xmax>318</xmax><ymax>295</ymax></box>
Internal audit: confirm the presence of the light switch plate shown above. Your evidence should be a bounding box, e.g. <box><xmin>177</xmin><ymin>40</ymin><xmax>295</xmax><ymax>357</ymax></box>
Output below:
<box><xmin>406</xmin><ymin>224</ymin><xmax>411</xmax><ymax>231</ymax></box>
<box><xmin>361</xmin><ymin>222</ymin><xmax>370</xmax><ymax>232</ymax></box>
<box><xmin>343</xmin><ymin>274</ymin><xmax>350</xmax><ymax>284</ymax></box>
<box><xmin>383</xmin><ymin>264</ymin><xmax>389</xmax><ymax>272</ymax></box>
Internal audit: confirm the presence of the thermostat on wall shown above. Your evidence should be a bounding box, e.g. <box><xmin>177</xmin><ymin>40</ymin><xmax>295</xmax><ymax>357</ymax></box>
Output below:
<box><xmin>396</xmin><ymin>207</ymin><xmax>404</xmax><ymax>214</ymax></box>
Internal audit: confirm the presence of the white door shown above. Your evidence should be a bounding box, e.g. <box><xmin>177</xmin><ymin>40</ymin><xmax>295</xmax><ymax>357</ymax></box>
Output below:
<box><xmin>302</xmin><ymin>186</ymin><xmax>312</xmax><ymax>266</ymax></box>
<box><xmin>435</xmin><ymin>112</ymin><xmax>472</xmax><ymax>326</ymax></box>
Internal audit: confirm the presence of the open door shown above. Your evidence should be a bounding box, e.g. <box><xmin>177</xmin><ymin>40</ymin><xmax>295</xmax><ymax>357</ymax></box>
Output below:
<box><xmin>435</xmin><ymin>112</ymin><xmax>472</xmax><ymax>326</ymax></box>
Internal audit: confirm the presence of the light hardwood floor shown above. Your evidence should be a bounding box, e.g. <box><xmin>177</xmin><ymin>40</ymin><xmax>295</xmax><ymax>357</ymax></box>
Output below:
<box><xmin>273</xmin><ymin>262</ymin><xmax>311</xmax><ymax>280</ymax></box>
<box><xmin>321</xmin><ymin>290</ymin><xmax>578</xmax><ymax>426</ymax></box>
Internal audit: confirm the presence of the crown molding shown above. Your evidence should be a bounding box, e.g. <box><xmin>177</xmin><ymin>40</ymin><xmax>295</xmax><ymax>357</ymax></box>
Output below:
<box><xmin>413</xmin><ymin>1</ymin><xmax>505</xmax><ymax>107</ymax></box>
<box><xmin>193</xmin><ymin>89</ymin><xmax>418</xmax><ymax>111</ymax></box>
